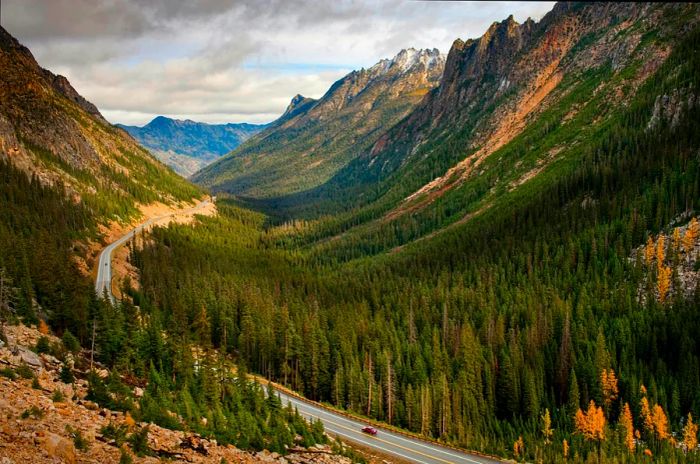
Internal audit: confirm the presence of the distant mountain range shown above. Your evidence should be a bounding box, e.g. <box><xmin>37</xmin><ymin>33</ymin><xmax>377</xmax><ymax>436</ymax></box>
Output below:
<box><xmin>118</xmin><ymin>117</ymin><xmax>266</xmax><ymax>177</ymax></box>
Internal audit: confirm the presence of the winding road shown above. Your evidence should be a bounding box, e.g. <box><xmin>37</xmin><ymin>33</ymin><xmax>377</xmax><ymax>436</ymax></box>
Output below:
<box><xmin>94</xmin><ymin>198</ymin><xmax>502</xmax><ymax>464</ymax></box>
<box><xmin>94</xmin><ymin>199</ymin><xmax>210</xmax><ymax>302</ymax></box>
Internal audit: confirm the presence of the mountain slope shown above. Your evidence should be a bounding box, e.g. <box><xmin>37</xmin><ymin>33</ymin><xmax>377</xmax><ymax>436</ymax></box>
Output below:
<box><xmin>118</xmin><ymin>117</ymin><xmax>265</xmax><ymax>177</ymax></box>
<box><xmin>193</xmin><ymin>48</ymin><xmax>445</xmax><ymax>197</ymax></box>
<box><xmin>0</xmin><ymin>26</ymin><xmax>200</xmax><ymax>222</ymax></box>
<box><xmin>249</xmin><ymin>3</ymin><xmax>695</xmax><ymax>229</ymax></box>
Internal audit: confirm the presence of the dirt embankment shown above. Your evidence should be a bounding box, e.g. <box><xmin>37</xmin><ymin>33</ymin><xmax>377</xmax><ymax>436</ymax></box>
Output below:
<box><xmin>72</xmin><ymin>197</ymin><xmax>217</xmax><ymax>297</ymax></box>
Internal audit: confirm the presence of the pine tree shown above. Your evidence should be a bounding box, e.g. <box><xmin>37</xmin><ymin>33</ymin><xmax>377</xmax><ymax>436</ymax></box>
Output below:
<box><xmin>567</xmin><ymin>369</ymin><xmax>580</xmax><ymax>419</ymax></box>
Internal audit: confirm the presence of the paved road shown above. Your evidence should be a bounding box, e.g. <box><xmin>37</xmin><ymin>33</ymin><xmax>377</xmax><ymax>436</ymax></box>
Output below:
<box><xmin>275</xmin><ymin>389</ymin><xmax>502</xmax><ymax>464</ymax></box>
<box><xmin>95</xmin><ymin>199</ymin><xmax>210</xmax><ymax>302</ymax></box>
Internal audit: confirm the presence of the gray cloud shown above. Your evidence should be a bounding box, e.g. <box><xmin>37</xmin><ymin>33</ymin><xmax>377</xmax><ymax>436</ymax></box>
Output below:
<box><xmin>2</xmin><ymin>1</ymin><xmax>555</xmax><ymax>125</ymax></box>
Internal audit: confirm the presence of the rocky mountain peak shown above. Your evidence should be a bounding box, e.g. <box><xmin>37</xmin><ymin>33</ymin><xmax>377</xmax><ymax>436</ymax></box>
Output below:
<box><xmin>280</xmin><ymin>93</ymin><xmax>317</xmax><ymax>120</ymax></box>
<box><xmin>367</xmin><ymin>47</ymin><xmax>445</xmax><ymax>78</ymax></box>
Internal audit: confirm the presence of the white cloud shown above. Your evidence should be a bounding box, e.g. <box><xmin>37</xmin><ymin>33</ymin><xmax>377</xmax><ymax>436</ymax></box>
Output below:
<box><xmin>4</xmin><ymin>0</ymin><xmax>555</xmax><ymax>126</ymax></box>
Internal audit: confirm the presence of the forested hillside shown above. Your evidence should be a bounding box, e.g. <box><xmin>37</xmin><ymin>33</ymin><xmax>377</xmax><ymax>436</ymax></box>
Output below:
<box><xmin>130</xmin><ymin>2</ymin><xmax>700</xmax><ymax>463</ymax></box>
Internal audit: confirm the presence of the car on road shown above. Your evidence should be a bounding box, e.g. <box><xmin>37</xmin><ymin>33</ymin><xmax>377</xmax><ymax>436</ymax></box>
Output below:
<box><xmin>361</xmin><ymin>426</ymin><xmax>378</xmax><ymax>435</ymax></box>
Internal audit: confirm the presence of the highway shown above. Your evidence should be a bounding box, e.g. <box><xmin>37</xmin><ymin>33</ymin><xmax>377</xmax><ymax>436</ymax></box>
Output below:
<box><xmin>275</xmin><ymin>389</ymin><xmax>502</xmax><ymax>464</ymax></box>
<box><xmin>94</xmin><ymin>198</ymin><xmax>502</xmax><ymax>464</ymax></box>
<box><xmin>94</xmin><ymin>199</ymin><xmax>210</xmax><ymax>302</ymax></box>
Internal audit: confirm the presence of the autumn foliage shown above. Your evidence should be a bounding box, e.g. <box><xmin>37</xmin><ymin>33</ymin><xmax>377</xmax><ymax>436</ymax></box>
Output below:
<box><xmin>657</xmin><ymin>265</ymin><xmax>672</xmax><ymax>303</ymax></box>
<box><xmin>640</xmin><ymin>390</ymin><xmax>671</xmax><ymax>442</ymax></box>
<box><xmin>683</xmin><ymin>217</ymin><xmax>699</xmax><ymax>254</ymax></box>
<box><xmin>513</xmin><ymin>435</ymin><xmax>524</xmax><ymax>458</ymax></box>
<box><xmin>575</xmin><ymin>400</ymin><xmax>606</xmax><ymax>441</ymax></box>
<box><xmin>620</xmin><ymin>402</ymin><xmax>635</xmax><ymax>452</ymax></box>
<box><xmin>600</xmin><ymin>369</ymin><xmax>619</xmax><ymax>411</ymax></box>
<box><xmin>684</xmin><ymin>413</ymin><xmax>698</xmax><ymax>453</ymax></box>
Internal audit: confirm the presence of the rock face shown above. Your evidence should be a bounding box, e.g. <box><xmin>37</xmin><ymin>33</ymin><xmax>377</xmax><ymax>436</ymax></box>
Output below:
<box><xmin>117</xmin><ymin>117</ymin><xmax>266</xmax><ymax>177</ymax></box>
<box><xmin>648</xmin><ymin>88</ymin><xmax>698</xmax><ymax>130</ymax></box>
<box><xmin>193</xmin><ymin>48</ymin><xmax>446</xmax><ymax>198</ymax></box>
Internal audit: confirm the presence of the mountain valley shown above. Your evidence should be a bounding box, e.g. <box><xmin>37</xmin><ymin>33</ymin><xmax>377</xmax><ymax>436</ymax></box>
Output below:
<box><xmin>2</xmin><ymin>2</ymin><xmax>700</xmax><ymax>464</ymax></box>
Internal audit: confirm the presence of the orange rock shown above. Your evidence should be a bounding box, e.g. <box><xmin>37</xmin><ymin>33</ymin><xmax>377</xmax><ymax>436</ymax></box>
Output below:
<box><xmin>42</xmin><ymin>432</ymin><xmax>76</xmax><ymax>464</ymax></box>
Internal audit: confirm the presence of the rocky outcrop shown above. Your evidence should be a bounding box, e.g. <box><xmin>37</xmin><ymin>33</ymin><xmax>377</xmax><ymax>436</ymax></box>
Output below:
<box><xmin>648</xmin><ymin>87</ymin><xmax>698</xmax><ymax>130</ymax></box>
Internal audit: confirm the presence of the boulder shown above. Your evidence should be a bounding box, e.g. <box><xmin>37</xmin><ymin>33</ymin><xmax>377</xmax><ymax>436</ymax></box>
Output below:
<box><xmin>16</xmin><ymin>346</ymin><xmax>42</xmax><ymax>368</ymax></box>
<box><xmin>42</xmin><ymin>432</ymin><xmax>76</xmax><ymax>464</ymax></box>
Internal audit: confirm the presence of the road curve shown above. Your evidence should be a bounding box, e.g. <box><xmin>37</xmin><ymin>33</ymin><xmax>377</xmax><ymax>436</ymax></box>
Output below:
<box><xmin>95</xmin><ymin>199</ymin><xmax>210</xmax><ymax>302</ymax></box>
<box><xmin>275</xmin><ymin>389</ymin><xmax>502</xmax><ymax>464</ymax></box>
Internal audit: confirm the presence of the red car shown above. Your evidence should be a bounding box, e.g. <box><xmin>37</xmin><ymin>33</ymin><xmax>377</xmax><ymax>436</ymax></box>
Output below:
<box><xmin>361</xmin><ymin>426</ymin><xmax>378</xmax><ymax>435</ymax></box>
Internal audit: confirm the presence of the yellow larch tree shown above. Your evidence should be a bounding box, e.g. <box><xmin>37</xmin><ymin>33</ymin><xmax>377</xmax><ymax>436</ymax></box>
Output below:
<box><xmin>672</xmin><ymin>227</ymin><xmax>682</xmax><ymax>254</ymax></box>
<box><xmin>640</xmin><ymin>396</ymin><xmax>654</xmax><ymax>436</ymax></box>
<box><xmin>541</xmin><ymin>408</ymin><xmax>553</xmax><ymax>444</ymax></box>
<box><xmin>124</xmin><ymin>411</ymin><xmax>136</xmax><ymax>429</ymax></box>
<box><xmin>652</xmin><ymin>404</ymin><xmax>670</xmax><ymax>440</ymax></box>
<box><xmin>656</xmin><ymin>234</ymin><xmax>666</xmax><ymax>269</ymax></box>
<box><xmin>38</xmin><ymin>319</ymin><xmax>49</xmax><ymax>335</ymax></box>
<box><xmin>683</xmin><ymin>218</ymin><xmax>699</xmax><ymax>255</ymax></box>
<box><xmin>513</xmin><ymin>436</ymin><xmax>524</xmax><ymax>459</ymax></box>
<box><xmin>684</xmin><ymin>413</ymin><xmax>698</xmax><ymax>453</ymax></box>
<box><xmin>575</xmin><ymin>400</ymin><xmax>606</xmax><ymax>441</ymax></box>
<box><xmin>644</xmin><ymin>236</ymin><xmax>655</xmax><ymax>265</ymax></box>
<box><xmin>657</xmin><ymin>265</ymin><xmax>672</xmax><ymax>303</ymax></box>
<box><xmin>619</xmin><ymin>402</ymin><xmax>635</xmax><ymax>453</ymax></box>
<box><xmin>563</xmin><ymin>439</ymin><xmax>569</xmax><ymax>459</ymax></box>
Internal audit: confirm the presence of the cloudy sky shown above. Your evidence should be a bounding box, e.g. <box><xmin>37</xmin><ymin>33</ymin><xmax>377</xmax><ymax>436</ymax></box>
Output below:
<box><xmin>3</xmin><ymin>0</ymin><xmax>555</xmax><ymax>126</ymax></box>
